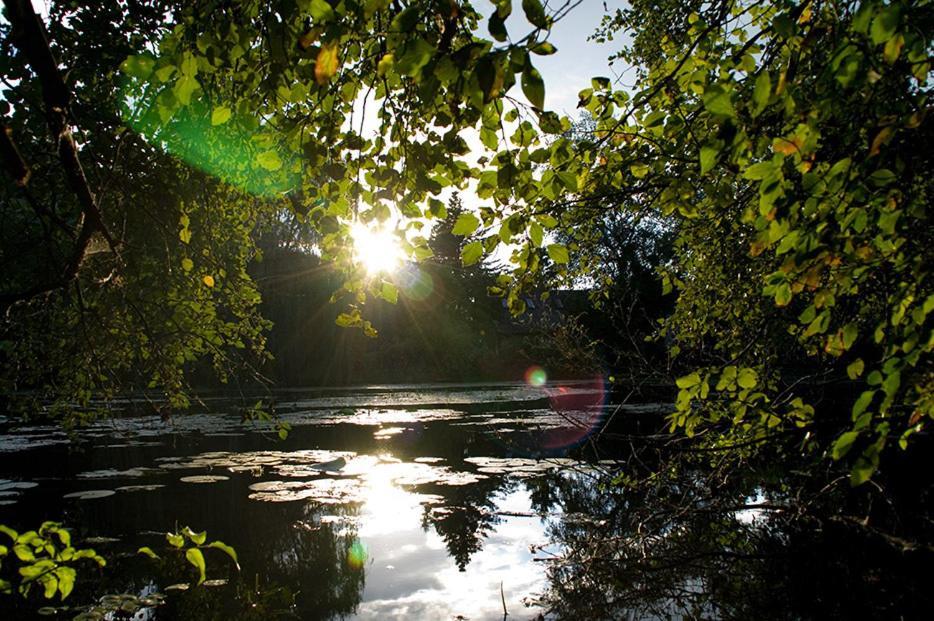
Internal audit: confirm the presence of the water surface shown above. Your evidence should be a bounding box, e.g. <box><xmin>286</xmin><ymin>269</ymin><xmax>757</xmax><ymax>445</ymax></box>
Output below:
<box><xmin>0</xmin><ymin>381</ymin><xmax>619</xmax><ymax>619</ymax></box>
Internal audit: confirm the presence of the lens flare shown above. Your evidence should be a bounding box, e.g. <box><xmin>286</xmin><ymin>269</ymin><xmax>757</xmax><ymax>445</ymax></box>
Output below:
<box><xmin>397</xmin><ymin>265</ymin><xmax>434</xmax><ymax>302</ymax></box>
<box><xmin>347</xmin><ymin>539</ymin><xmax>367</xmax><ymax>569</ymax></box>
<box><xmin>524</xmin><ymin>366</ymin><xmax>548</xmax><ymax>387</ymax></box>
<box><xmin>541</xmin><ymin>375</ymin><xmax>608</xmax><ymax>449</ymax></box>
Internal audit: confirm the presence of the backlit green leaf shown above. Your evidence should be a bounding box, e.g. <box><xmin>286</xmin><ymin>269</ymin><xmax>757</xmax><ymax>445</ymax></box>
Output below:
<box><xmin>185</xmin><ymin>547</ymin><xmax>206</xmax><ymax>585</ymax></box>
<box><xmin>521</xmin><ymin>60</ymin><xmax>545</xmax><ymax>109</ymax></box>
<box><xmin>210</xmin><ymin>106</ymin><xmax>231</xmax><ymax>126</ymax></box>
<box><xmin>546</xmin><ymin>243</ymin><xmax>569</xmax><ymax>264</ymax></box>
<box><xmin>522</xmin><ymin>0</ymin><xmax>548</xmax><ymax>29</ymax></box>
<box><xmin>451</xmin><ymin>213</ymin><xmax>480</xmax><ymax>236</ymax></box>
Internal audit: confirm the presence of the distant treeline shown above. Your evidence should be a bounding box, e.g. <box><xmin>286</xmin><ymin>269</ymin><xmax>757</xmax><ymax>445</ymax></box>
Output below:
<box><xmin>248</xmin><ymin>204</ymin><xmax>674</xmax><ymax>387</ymax></box>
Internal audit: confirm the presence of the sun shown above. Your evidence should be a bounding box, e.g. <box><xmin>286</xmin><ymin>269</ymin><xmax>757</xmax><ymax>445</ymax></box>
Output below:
<box><xmin>350</xmin><ymin>222</ymin><xmax>404</xmax><ymax>275</ymax></box>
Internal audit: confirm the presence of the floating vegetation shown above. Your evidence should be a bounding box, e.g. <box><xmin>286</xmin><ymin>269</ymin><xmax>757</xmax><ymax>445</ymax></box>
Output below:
<box><xmin>83</xmin><ymin>536</ymin><xmax>121</xmax><ymax>544</ymax></box>
<box><xmin>247</xmin><ymin>478</ymin><xmax>362</xmax><ymax>503</ymax></box>
<box><xmin>0</xmin><ymin>480</ymin><xmax>39</xmax><ymax>491</ymax></box>
<box><xmin>116</xmin><ymin>484</ymin><xmax>166</xmax><ymax>493</ymax></box>
<box><xmin>155</xmin><ymin>449</ymin><xmax>356</xmax><ymax>476</ymax></box>
<box><xmin>463</xmin><ymin>457</ymin><xmax>580</xmax><ymax>478</ymax></box>
<box><xmin>63</xmin><ymin>490</ymin><xmax>117</xmax><ymax>500</ymax></box>
<box><xmin>202</xmin><ymin>579</ymin><xmax>228</xmax><ymax>587</ymax></box>
<box><xmin>78</xmin><ymin>467</ymin><xmax>161</xmax><ymax>479</ymax></box>
<box><xmin>180</xmin><ymin>475</ymin><xmax>229</xmax><ymax>484</ymax></box>
<box><xmin>69</xmin><ymin>589</ymin><xmax>165</xmax><ymax>620</ymax></box>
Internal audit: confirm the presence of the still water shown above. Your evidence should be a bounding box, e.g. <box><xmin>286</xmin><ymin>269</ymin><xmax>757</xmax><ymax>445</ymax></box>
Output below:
<box><xmin>0</xmin><ymin>381</ymin><xmax>622</xmax><ymax>619</ymax></box>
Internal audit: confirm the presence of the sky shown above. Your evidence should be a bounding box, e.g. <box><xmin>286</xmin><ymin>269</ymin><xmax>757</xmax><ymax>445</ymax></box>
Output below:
<box><xmin>477</xmin><ymin>0</ymin><xmax>634</xmax><ymax>113</ymax></box>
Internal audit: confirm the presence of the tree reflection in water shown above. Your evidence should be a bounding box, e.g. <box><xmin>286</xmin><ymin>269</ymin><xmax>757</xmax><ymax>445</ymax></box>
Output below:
<box><xmin>420</xmin><ymin>475</ymin><xmax>514</xmax><ymax>571</ymax></box>
<box><xmin>527</xmin><ymin>432</ymin><xmax>934</xmax><ymax>620</ymax></box>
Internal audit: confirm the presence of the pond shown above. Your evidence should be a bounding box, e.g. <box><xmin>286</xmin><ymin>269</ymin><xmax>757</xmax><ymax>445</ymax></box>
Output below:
<box><xmin>0</xmin><ymin>380</ymin><xmax>627</xmax><ymax>620</ymax></box>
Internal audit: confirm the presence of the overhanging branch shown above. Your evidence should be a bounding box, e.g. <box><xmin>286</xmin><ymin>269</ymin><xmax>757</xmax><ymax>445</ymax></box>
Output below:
<box><xmin>1</xmin><ymin>0</ymin><xmax>119</xmax><ymax>306</ymax></box>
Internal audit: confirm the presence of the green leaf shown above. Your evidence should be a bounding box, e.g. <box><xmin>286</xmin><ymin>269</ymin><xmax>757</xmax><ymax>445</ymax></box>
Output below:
<box><xmin>522</xmin><ymin>0</ymin><xmax>548</xmax><ymax>29</ymax></box>
<box><xmin>380</xmin><ymin>282</ymin><xmax>398</xmax><ymax>304</ymax></box>
<box><xmin>461</xmin><ymin>241</ymin><xmax>483</xmax><ymax>267</ymax></box>
<box><xmin>702</xmin><ymin>84</ymin><xmax>735</xmax><ymax>118</ymax></box>
<box><xmin>42</xmin><ymin>575</ymin><xmax>58</xmax><ymax>599</ymax></box>
<box><xmin>529</xmin><ymin>222</ymin><xmax>544</xmax><ymax>247</ymax></box>
<box><xmin>870</xmin><ymin>6</ymin><xmax>900</xmax><ymax>44</ymax></box>
<box><xmin>521</xmin><ymin>60</ymin><xmax>545</xmax><ymax>109</ymax></box>
<box><xmin>699</xmin><ymin>145</ymin><xmax>719</xmax><ymax>175</ymax></box>
<box><xmin>154</xmin><ymin>64</ymin><xmax>175</xmax><ymax>83</ymax></box>
<box><xmin>309</xmin><ymin>0</ymin><xmax>335</xmax><ymax>21</ymax></box>
<box><xmin>166</xmin><ymin>533</ymin><xmax>184</xmax><ymax>548</ymax></box>
<box><xmin>413</xmin><ymin>245</ymin><xmax>434</xmax><ymax>261</ymax></box>
<box><xmin>531</xmin><ymin>41</ymin><xmax>557</xmax><ymax>55</ymax></box>
<box><xmin>488</xmin><ymin>14</ymin><xmax>508</xmax><ymax>42</ymax></box>
<box><xmin>256</xmin><ymin>150</ymin><xmax>282</xmax><ymax>171</ymax></box>
<box><xmin>181</xmin><ymin>258</ymin><xmax>194</xmax><ymax>272</ymax></box>
<box><xmin>451</xmin><ymin>213</ymin><xmax>480</xmax><ymax>236</ymax></box>
<box><xmin>207</xmin><ymin>541</ymin><xmax>240</xmax><ymax>571</ymax></box>
<box><xmin>676</xmin><ymin>372</ymin><xmax>701</xmax><ymax>389</ymax></box>
<box><xmin>882</xmin><ymin>370</ymin><xmax>901</xmax><ymax>397</ymax></box>
<box><xmin>744</xmin><ymin>161</ymin><xmax>775</xmax><ymax>180</ymax></box>
<box><xmin>774</xmin><ymin>282</ymin><xmax>792</xmax><ymax>307</ymax></box>
<box><xmin>335</xmin><ymin>312</ymin><xmax>358</xmax><ymax>328</ymax></box>
<box><xmin>211</xmin><ymin>106</ymin><xmax>232</xmax><ymax>126</ymax></box>
<box><xmin>395</xmin><ymin>38</ymin><xmax>434</xmax><ymax>77</ymax></box>
<box><xmin>546</xmin><ymin>243</ymin><xmax>569</xmax><ymax>264</ymax></box>
<box><xmin>390</xmin><ymin>6</ymin><xmax>420</xmax><ymax>32</ymax></box>
<box><xmin>137</xmin><ymin>546</ymin><xmax>160</xmax><ymax>560</ymax></box>
<box><xmin>20</xmin><ymin>559</ymin><xmax>55</xmax><ymax>580</ymax></box>
<box><xmin>182</xmin><ymin>527</ymin><xmax>206</xmax><ymax>546</ymax></box>
<box><xmin>851</xmin><ymin>390</ymin><xmax>875</xmax><ymax>421</ymax></box>
<box><xmin>13</xmin><ymin>544</ymin><xmax>35</xmax><ymax>561</ymax></box>
<box><xmin>185</xmin><ymin>548</ymin><xmax>206</xmax><ymax>585</ymax></box>
<box><xmin>120</xmin><ymin>54</ymin><xmax>155</xmax><ymax>79</ymax></box>
<box><xmin>173</xmin><ymin>75</ymin><xmax>199</xmax><ymax>106</ymax></box>
<box><xmin>842</xmin><ymin>323</ymin><xmax>858</xmax><ymax>350</ymax></box>
<box><xmin>737</xmin><ymin>368</ymin><xmax>758</xmax><ymax>389</ymax></box>
<box><xmin>751</xmin><ymin>71</ymin><xmax>770</xmax><ymax>117</ymax></box>
<box><xmin>477</xmin><ymin>55</ymin><xmax>504</xmax><ymax>101</ymax></box>
<box><xmin>54</xmin><ymin>567</ymin><xmax>76</xmax><ymax>600</ymax></box>
<box><xmin>179</xmin><ymin>52</ymin><xmax>198</xmax><ymax>77</ymax></box>
<box><xmin>850</xmin><ymin>460</ymin><xmax>875</xmax><ymax>486</ymax></box>
<box><xmin>832</xmin><ymin>431</ymin><xmax>859</xmax><ymax>460</ymax></box>
<box><xmin>630</xmin><ymin>163</ymin><xmax>649</xmax><ymax>179</ymax></box>
<box><xmin>847</xmin><ymin>359</ymin><xmax>865</xmax><ymax>379</ymax></box>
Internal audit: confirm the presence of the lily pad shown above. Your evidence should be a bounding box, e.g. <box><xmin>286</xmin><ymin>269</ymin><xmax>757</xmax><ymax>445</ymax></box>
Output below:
<box><xmin>116</xmin><ymin>484</ymin><xmax>166</xmax><ymax>493</ymax></box>
<box><xmin>0</xmin><ymin>481</ymin><xmax>39</xmax><ymax>491</ymax></box>
<box><xmin>180</xmin><ymin>475</ymin><xmax>229</xmax><ymax>484</ymax></box>
<box><xmin>202</xmin><ymin>579</ymin><xmax>228</xmax><ymax>587</ymax></box>
<box><xmin>63</xmin><ymin>489</ymin><xmax>116</xmax><ymax>500</ymax></box>
<box><xmin>164</xmin><ymin>583</ymin><xmax>189</xmax><ymax>592</ymax></box>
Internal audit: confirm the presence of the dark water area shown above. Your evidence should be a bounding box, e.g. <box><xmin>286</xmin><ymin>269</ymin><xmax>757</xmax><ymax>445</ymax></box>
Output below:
<box><xmin>0</xmin><ymin>381</ymin><xmax>626</xmax><ymax>620</ymax></box>
<box><xmin>1</xmin><ymin>382</ymin><xmax>931</xmax><ymax>620</ymax></box>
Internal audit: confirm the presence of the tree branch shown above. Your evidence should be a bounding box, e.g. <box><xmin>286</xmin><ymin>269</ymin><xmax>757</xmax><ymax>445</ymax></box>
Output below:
<box><xmin>0</xmin><ymin>0</ymin><xmax>119</xmax><ymax>306</ymax></box>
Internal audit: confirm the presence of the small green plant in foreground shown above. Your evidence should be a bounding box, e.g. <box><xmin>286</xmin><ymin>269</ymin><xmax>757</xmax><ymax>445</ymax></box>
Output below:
<box><xmin>0</xmin><ymin>522</ymin><xmax>105</xmax><ymax>600</ymax></box>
